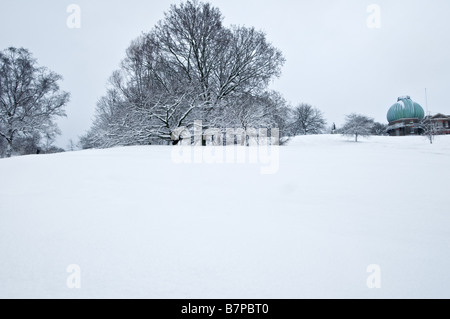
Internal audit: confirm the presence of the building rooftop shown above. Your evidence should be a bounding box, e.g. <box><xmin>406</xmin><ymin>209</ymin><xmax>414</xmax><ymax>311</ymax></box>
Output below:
<box><xmin>387</xmin><ymin>96</ymin><xmax>425</xmax><ymax>123</ymax></box>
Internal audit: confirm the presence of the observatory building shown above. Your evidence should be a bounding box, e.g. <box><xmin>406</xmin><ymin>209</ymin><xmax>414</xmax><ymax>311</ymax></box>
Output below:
<box><xmin>386</xmin><ymin>96</ymin><xmax>450</xmax><ymax>136</ymax></box>
<box><xmin>386</xmin><ymin>96</ymin><xmax>425</xmax><ymax>136</ymax></box>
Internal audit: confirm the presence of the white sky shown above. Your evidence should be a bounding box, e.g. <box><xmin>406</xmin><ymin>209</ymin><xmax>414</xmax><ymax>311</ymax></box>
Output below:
<box><xmin>1</xmin><ymin>0</ymin><xmax>449</xmax><ymax>147</ymax></box>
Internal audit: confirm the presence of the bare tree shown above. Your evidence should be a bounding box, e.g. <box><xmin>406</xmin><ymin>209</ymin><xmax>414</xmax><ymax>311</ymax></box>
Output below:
<box><xmin>0</xmin><ymin>47</ymin><xmax>69</xmax><ymax>157</ymax></box>
<box><xmin>151</xmin><ymin>1</ymin><xmax>285</xmax><ymax>125</ymax></box>
<box><xmin>81</xmin><ymin>0</ymin><xmax>286</xmax><ymax>149</ymax></box>
<box><xmin>341</xmin><ymin>113</ymin><xmax>374</xmax><ymax>142</ymax></box>
<box><xmin>419</xmin><ymin>116</ymin><xmax>443</xmax><ymax>144</ymax></box>
<box><xmin>290</xmin><ymin>103</ymin><xmax>327</xmax><ymax>136</ymax></box>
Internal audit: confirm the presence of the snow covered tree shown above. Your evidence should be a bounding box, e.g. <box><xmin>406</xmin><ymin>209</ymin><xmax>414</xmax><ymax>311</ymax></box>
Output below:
<box><xmin>341</xmin><ymin>113</ymin><xmax>374</xmax><ymax>142</ymax></box>
<box><xmin>0</xmin><ymin>47</ymin><xmax>69</xmax><ymax>157</ymax></box>
<box><xmin>290</xmin><ymin>103</ymin><xmax>327</xmax><ymax>136</ymax></box>
<box><xmin>371</xmin><ymin>122</ymin><xmax>388</xmax><ymax>136</ymax></box>
<box><xmin>419</xmin><ymin>116</ymin><xmax>443</xmax><ymax>144</ymax></box>
<box><xmin>81</xmin><ymin>0</ymin><xmax>286</xmax><ymax>148</ymax></box>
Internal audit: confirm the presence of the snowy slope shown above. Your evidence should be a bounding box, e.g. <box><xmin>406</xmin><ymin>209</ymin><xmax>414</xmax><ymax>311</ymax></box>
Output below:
<box><xmin>1</xmin><ymin>135</ymin><xmax>450</xmax><ymax>299</ymax></box>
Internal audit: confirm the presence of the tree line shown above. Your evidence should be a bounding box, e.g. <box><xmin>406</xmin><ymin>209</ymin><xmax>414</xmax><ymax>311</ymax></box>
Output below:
<box><xmin>78</xmin><ymin>1</ymin><xmax>389</xmax><ymax>148</ymax></box>
<box><xmin>1</xmin><ymin>0</ymin><xmax>392</xmax><ymax>158</ymax></box>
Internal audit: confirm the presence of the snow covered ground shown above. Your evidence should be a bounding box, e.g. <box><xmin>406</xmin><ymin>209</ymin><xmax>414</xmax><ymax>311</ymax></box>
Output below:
<box><xmin>1</xmin><ymin>135</ymin><xmax>450</xmax><ymax>299</ymax></box>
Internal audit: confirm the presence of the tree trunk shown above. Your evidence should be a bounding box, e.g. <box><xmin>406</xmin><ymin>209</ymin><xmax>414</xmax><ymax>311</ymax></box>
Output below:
<box><xmin>5</xmin><ymin>140</ymin><xmax>13</xmax><ymax>158</ymax></box>
<box><xmin>355</xmin><ymin>133</ymin><xmax>358</xmax><ymax>142</ymax></box>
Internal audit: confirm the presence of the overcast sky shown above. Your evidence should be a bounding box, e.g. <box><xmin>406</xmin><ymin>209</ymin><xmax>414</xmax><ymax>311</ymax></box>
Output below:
<box><xmin>1</xmin><ymin>0</ymin><xmax>449</xmax><ymax>147</ymax></box>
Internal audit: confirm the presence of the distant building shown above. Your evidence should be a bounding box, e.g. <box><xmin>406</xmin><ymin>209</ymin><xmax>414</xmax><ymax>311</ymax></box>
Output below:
<box><xmin>386</xmin><ymin>96</ymin><xmax>450</xmax><ymax>136</ymax></box>
<box><xmin>387</xmin><ymin>96</ymin><xmax>425</xmax><ymax>136</ymax></box>
<box><xmin>422</xmin><ymin>113</ymin><xmax>450</xmax><ymax>135</ymax></box>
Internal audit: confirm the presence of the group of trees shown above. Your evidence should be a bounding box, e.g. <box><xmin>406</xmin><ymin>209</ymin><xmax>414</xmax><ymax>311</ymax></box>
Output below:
<box><xmin>287</xmin><ymin>106</ymin><xmax>388</xmax><ymax>142</ymax></box>
<box><xmin>1</xmin><ymin>1</ymin><xmax>406</xmax><ymax>158</ymax></box>
<box><xmin>77</xmin><ymin>0</ymin><xmax>390</xmax><ymax>149</ymax></box>
<box><xmin>340</xmin><ymin>114</ymin><xmax>390</xmax><ymax>142</ymax></box>
<box><xmin>80</xmin><ymin>1</ymin><xmax>287</xmax><ymax>148</ymax></box>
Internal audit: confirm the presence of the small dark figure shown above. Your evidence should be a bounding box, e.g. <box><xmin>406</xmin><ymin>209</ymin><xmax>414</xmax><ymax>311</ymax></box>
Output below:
<box><xmin>36</xmin><ymin>148</ymin><xmax>41</xmax><ymax>155</ymax></box>
<box><xmin>172</xmin><ymin>136</ymin><xmax>183</xmax><ymax>146</ymax></box>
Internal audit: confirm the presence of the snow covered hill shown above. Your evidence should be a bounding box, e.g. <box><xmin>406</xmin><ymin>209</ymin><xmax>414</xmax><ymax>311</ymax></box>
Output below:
<box><xmin>1</xmin><ymin>135</ymin><xmax>450</xmax><ymax>298</ymax></box>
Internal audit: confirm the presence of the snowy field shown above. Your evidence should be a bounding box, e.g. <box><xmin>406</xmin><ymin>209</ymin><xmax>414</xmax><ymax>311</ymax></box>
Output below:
<box><xmin>1</xmin><ymin>135</ymin><xmax>450</xmax><ymax>299</ymax></box>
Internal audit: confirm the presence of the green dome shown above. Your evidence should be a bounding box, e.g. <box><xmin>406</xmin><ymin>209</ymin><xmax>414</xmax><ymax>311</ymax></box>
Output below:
<box><xmin>387</xmin><ymin>96</ymin><xmax>425</xmax><ymax>123</ymax></box>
